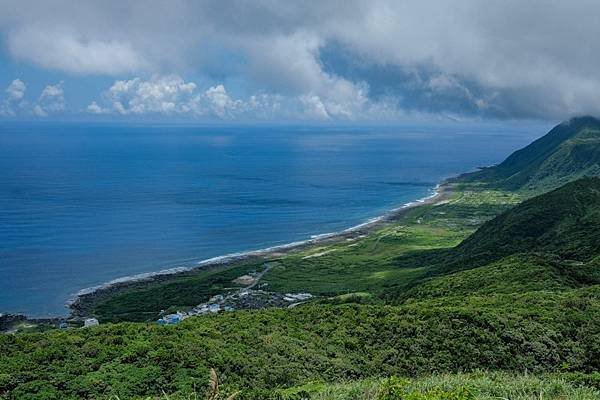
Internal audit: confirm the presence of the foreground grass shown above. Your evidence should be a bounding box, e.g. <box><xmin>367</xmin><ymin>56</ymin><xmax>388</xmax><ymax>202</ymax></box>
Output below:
<box><xmin>293</xmin><ymin>372</ymin><xmax>600</xmax><ymax>400</ymax></box>
<box><xmin>109</xmin><ymin>371</ymin><xmax>600</xmax><ymax>399</ymax></box>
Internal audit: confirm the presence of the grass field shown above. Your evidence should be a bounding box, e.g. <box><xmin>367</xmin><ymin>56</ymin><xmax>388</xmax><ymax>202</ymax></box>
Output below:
<box><xmin>284</xmin><ymin>371</ymin><xmax>600</xmax><ymax>400</ymax></box>
<box><xmin>263</xmin><ymin>187</ymin><xmax>522</xmax><ymax>297</ymax></box>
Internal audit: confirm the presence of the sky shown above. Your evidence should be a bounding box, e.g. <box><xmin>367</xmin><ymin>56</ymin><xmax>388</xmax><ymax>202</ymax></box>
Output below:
<box><xmin>0</xmin><ymin>0</ymin><xmax>599</xmax><ymax>122</ymax></box>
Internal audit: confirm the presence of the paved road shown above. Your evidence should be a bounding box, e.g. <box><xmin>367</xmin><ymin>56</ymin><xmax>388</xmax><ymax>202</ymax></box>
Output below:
<box><xmin>244</xmin><ymin>263</ymin><xmax>274</xmax><ymax>290</ymax></box>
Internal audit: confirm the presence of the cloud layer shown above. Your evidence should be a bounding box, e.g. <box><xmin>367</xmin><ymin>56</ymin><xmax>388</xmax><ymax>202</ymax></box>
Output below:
<box><xmin>85</xmin><ymin>75</ymin><xmax>394</xmax><ymax>120</ymax></box>
<box><xmin>2</xmin><ymin>1</ymin><xmax>600</xmax><ymax>120</ymax></box>
<box><xmin>8</xmin><ymin>27</ymin><xmax>149</xmax><ymax>75</ymax></box>
<box><xmin>1</xmin><ymin>79</ymin><xmax>65</xmax><ymax>117</ymax></box>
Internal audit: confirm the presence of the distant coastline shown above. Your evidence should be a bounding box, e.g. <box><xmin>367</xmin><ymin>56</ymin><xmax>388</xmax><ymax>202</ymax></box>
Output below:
<box><xmin>68</xmin><ymin>181</ymin><xmax>453</xmax><ymax>318</ymax></box>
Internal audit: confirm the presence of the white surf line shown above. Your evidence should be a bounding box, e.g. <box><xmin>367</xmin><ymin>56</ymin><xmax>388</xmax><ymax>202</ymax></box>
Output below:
<box><xmin>67</xmin><ymin>183</ymin><xmax>443</xmax><ymax>307</ymax></box>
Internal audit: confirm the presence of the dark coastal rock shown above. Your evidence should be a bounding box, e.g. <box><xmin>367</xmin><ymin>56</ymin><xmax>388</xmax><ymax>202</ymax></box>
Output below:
<box><xmin>0</xmin><ymin>313</ymin><xmax>26</xmax><ymax>332</ymax></box>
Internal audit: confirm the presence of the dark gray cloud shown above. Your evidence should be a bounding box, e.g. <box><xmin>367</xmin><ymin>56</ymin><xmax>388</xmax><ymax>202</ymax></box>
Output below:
<box><xmin>1</xmin><ymin>0</ymin><xmax>599</xmax><ymax>120</ymax></box>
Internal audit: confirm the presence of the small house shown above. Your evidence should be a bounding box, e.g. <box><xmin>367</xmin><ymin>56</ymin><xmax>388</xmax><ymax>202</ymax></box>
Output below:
<box><xmin>161</xmin><ymin>311</ymin><xmax>186</xmax><ymax>324</ymax></box>
<box><xmin>84</xmin><ymin>318</ymin><xmax>99</xmax><ymax>328</ymax></box>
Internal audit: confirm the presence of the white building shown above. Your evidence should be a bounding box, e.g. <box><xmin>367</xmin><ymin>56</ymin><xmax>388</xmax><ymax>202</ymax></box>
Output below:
<box><xmin>84</xmin><ymin>318</ymin><xmax>99</xmax><ymax>327</ymax></box>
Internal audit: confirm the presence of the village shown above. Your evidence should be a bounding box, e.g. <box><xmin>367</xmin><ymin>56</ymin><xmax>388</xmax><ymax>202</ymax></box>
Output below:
<box><xmin>157</xmin><ymin>263</ymin><xmax>313</xmax><ymax>324</ymax></box>
<box><xmin>1</xmin><ymin>263</ymin><xmax>314</xmax><ymax>332</ymax></box>
<box><xmin>157</xmin><ymin>289</ymin><xmax>313</xmax><ymax>325</ymax></box>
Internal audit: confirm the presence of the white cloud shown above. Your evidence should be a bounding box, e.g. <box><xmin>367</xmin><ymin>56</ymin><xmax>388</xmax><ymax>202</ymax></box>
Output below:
<box><xmin>7</xmin><ymin>27</ymin><xmax>149</xmax><ymax>75</ymax></box>
<box><xmin>91</xmin><ymin>76</ymin><xmax>245</xmax><ymax>118</ymax></box>
<box><xmin>102</xmin><ymin>75</ymin><xmax>197</xmax><ymax>115</ymax></box>
<box><xmin>1</xmin><ymin>79</ymin><xmax>27</xmax><ymax>116</ymax></box>
<box><xmin>40</xmin><ymin>83</ymin><xmax>64</xmax><ymax>99</ymax></box>
<box><xmin>203</xmin><ymin>85</ymin><xmax>235</xmax><ymax>118</ymax></box>
<box><xmin>300</xmin><ymin>95</ymin><xmax>330</xmax><ymax>120</ymax></box>
<box><xmin>33</xmin><ymin>81</ymin><xmax>65</xmax><ymax>117</ymax></box>
<box><xmin>86</xmin><ymin>101</ymin><xmax>108</xmax><ymax>114</ymax></box>
<box><xmin>87</xmin><ymin>75</ymin><xmax>397</xmax><ymax>120</ymax></box>
<box><xmin>6</xmin><ymin>79</ymin><xmax>26</xmax><ymax>101</ymax></box>
<box><xmin>2</xmin><ymin>78</ymin><xmax>72</xmax><ymax>118</ymax></box>
<box><xmin>5</xmin><ymin>1</ymin><xmax>600</xmax><ymax>118</ymax></box>
<box><xmin>32</xmin><ymin>105</ymin><xmax>47</xmax><ymax>117</ymax></box>
<box><xmin>427</xmin><ymin>74</ymin><xmax>489</xmax><ymax>111</ymax></box>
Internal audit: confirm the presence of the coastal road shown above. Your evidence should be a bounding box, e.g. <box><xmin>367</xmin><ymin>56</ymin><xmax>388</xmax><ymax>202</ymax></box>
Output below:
<box><xmin>244</xmin><ymin>263</ymin><xmax>274</xmax><ymax>290</ymax></box>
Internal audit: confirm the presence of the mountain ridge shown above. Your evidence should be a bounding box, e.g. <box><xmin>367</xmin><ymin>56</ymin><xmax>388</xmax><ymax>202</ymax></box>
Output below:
<box><xmin>455</xmin><ymin>116</ymin><xmax>600</xmax><ymax>192</ymax></box>
<box><xmin>389</xmin><ymin>177</ymin><xmax>600</xmax><ymax>304</ymax></box>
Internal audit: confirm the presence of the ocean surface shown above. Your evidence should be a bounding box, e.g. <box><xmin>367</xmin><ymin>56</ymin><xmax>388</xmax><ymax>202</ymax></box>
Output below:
<box><xmin>0</xmin><ymin>121</ymin><xmax>549</xmax><ymax>316</ymax></box>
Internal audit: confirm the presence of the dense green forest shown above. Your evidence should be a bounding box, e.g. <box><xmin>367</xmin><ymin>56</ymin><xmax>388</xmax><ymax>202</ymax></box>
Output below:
<box><xmin>2</xmin><ymin>117</ymin><xmax>600</xmax><ymax>399</ymax></box>
<box><xmin>2</xmin><ymin>286</ymin><xmax>600</xmax><ymax>398</ymax></box>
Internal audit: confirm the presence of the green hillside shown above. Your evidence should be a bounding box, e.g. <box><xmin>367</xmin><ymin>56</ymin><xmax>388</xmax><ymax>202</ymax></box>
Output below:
<box><xmin>403</xmin><ymin>177</ymin><xmax>600</xmax><ymax>275</ymax></box>
<box><xmin>455</xmin><ymin>177</ymin><xmax>600</xmax><ymax>261</ymax></box>
<box><xmin>456</xmin><ymin>116</ymin><xmax>600</xmax><ymax>192</ymax></box>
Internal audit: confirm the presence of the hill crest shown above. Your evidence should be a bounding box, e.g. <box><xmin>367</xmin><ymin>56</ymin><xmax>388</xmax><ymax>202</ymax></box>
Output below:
<box><xmin>456</xmin><ymin>116</ymin><xmax>600</xmax><ymax>192</ymax></box>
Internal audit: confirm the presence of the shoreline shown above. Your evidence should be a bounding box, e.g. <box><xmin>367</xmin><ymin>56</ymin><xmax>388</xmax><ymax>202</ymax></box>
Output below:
<box><xmin>67</xmin><ymin>180</ymin><xmax>453</xmax><ymax>318</ymax></box>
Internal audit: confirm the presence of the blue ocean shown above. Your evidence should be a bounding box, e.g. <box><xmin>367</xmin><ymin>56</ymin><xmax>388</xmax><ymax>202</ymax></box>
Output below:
<box><xmin>0</xmin><ymin>121</ymin><xmax>549</xmax><ymax>316</ymax></box>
